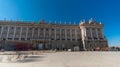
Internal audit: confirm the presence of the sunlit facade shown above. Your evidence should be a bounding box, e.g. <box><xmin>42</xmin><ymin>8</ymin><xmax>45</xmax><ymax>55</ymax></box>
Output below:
<box><xmin>0</xmin><ymin>19</ymin><xmax>108</xmax><ymax>51</ymax></box>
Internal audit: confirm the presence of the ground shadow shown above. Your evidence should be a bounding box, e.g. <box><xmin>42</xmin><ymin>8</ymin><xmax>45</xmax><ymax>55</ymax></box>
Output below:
<box><xmin>25</xmin><ymin>55</ymin><xmax>45</xmax><ymax>58</ymax></box>
<box><xmin>15</xmin><ymin>55</ymin><xmax>45</xmax><ymax>63</ymax></box>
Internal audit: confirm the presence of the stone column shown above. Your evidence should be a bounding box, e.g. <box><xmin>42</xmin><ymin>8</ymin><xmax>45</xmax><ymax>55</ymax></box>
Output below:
<box><xmin>0</xmin><ymin>26</ymin><xmax>3</xmax><ymax>39</ymax></box>
<box><xmin>6</xmin><ymin>26</ymin><xmax>10</xmax><ymax>40</ymax></box>
<box><xmin>44</xmin><ymin>28</ymin><xmax>45</xmax><ymax>39</ymax></box>
<box><xmin>65</xmin><ymin>29</ymin><xmax>67</xmax><ymax>40</ymax></box>
<box><xmin>85</xmin><ymin>28</ymin><xmax>88</xmax><ymax>40</ymax></box>
<box><xmin>49</xmin><ymin>28</ymin><xmax>51</xmax><ymax>44</ymax></box>
<box><xmin>90</xmin><ymin>28</ymin><xmax>93</xmax><ymax>40</ymax></box>
<box><xmin>55</xmin><ymin>28</ymin><xmax>56</xmax><ymax>40</ymax></box>
<box><xmin>38</xmin><ymin>28</ymin><xmax>40</xmax><ymax>39</ymax></box>
<box><xmin>70</xmin><ymin>29</ymin><xmax>72</xmax><ymax>41</ymax></box>
<box><xmin>39</xmin><ymin>28</ymin><xmax>42</xmax><ymax>39</ymax></box>
<box><xmin>82</xmin><ymin>40</ymin><xmax>86</xmax><ymax>51</ymax></box>
<box><xmin>95</xmin><ymin>28</ymin><xmax>99</xmax><ymax>40</ymax></box>
<box><xmin>25</xmin><ymin>27</ymin><xmax>28</xmax><ymax>40</ymax></box>
<box><xmin>101</xmin><ymin>29</ymin><xmax>104</xmax><ymax>39</ymax></box>
<box><xmin>81</xmin><ymin>27</ymin><xmax>87</xmax><ymax>50</ymax></box>
<box><xmin>75</xmin><ymin>29</ymin><xmax>77</xmax><ymax>41</ymax></box>
<box><xmin>60</xmin><ymin>28</ymin><xmax>61</xmax><ymax>40</ymax></box>
<box><xmin>43</xmin><ymin>28</ymin><xmax>46</xmax><ymax>49</ymax></box>
<box><xmin>32</xmin><ymin>28</ymin><xmax>34</xmax><ymax>39</ymax></box>
<box><xmin>19</xmin><ymin>27</ymin><xmax>22</xmax><ymax>40</ymax></box>
<box><xmin>83</xmin><ymin>28</ymin><xmax>87</xmax><ymax>50</ymax></box>
<box><xmin>13</xmin><ymin>26</ymin><xmax>16</xmax><ymax>40</ymax></box>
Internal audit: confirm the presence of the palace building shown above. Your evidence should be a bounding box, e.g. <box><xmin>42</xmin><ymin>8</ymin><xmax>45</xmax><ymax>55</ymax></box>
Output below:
<box><xmin>0</xmin><ymin>19</ymin><xmax>108</xmax><ymax>51</ymax></box>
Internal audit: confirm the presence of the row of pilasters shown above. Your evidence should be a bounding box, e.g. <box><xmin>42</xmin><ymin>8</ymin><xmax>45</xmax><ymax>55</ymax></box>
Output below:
<box><xmin>85</xmin><ymin>28</ymin><xmax>104</xmax><ymax>40</ymax></box>
<box><xmin>0</xmin><ymin>26</ymin><xmax>80</xmax><ymax>41</ymax></box>
<box><xmin>81</xmin><ymin>27</ymin><xmax>105</xmax><ymax>50</ymax></box>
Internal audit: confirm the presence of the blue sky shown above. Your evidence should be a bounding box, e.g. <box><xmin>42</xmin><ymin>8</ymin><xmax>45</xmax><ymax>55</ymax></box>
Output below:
<box><xmin>0</xmin><ymin>0</ymin><xmax>120</xmax><ymax>46</ymax></box>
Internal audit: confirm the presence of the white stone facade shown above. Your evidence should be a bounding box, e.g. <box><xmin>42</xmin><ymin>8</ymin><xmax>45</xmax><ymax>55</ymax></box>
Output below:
<box><xmin>0</xmin><ymin>19</ymin><xmax>108</xmax><ymax>51</ymax></box>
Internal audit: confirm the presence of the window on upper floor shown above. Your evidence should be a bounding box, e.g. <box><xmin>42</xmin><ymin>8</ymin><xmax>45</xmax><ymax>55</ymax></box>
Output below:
<box><xmin>22</xmin><ymin>27</ymin><xmax>27</xmax><ymax>30</ymax></box>
<box><xmin>72</xmin><ymin>29</ymin><xmax>75</xmax><ymax>32</ymax></box>
<box><xmin>46</xmin><ymin>28</ymin><xmax>49</xmax><ymax>31</ymax></box>
<box><xmin>10</xmin><ymin>27</ymin><xmax>14</xmax><ymax>30</ymax></box>
<box><xmin>97</xmin><ymin>28</ymin><xmax>100</xmax><ymax>31</ymax></box>
<box><xmin>29</xmin><ymin>28</ymin><xmax>32</xmax><ymax>30</ymax></box>
<box><xmin>52</xmin><ymin>28</ymin><xmax>54</xmax><ymax>31</ymax></box>
<box><xmin>86</xmin><ymin>28</ymin><xmax>89</xmax><ymax>30</ymax></box>
<box><xmin>61</xmin><ymin>29</ymin><xmax>65</xmax><ymax>32</ymax></box>
<box><xmin>4</xmin><ymin>26</ymin><xmax>8</xmax><ymax>30</ymax></box>
<box><xmin>40</xmin><ymin>28</ymin><xmax>43</xmax><ymax>31</ymax></box>
<box><xmin>97</xmin><ymin>28</ymin><xmax>102</xmax><ymax>32</ymax></box>
<box><xmin>35</xmin><ymin>28</ymin><xmax>38</xmax><ymax>30</ymax></box>
<box><xmin>92</xmin><ymin>28</ymin><xmax>95</xmax><ymax>30</ymax></box>
<box><xmin>56</xmin><ymin>28</ymin><xmax>60</xmax><ymax>31</ymax></box>
<box><xmin>77</xmin><ymin>29</ymin><xmax>81</xmax><ymax>33</ymax></box>
<box><xmin>16</xmin><ymin>27</ymin><xmax>21</xmax><ymax>30</ymax></box>
<box><xmin>85</xmin><ymin>28</ymin><xmax>89</xmax><ymax>32</ymax></box>
<box><xmin>87</xmin><ymin>33</ymin><xmax>91</xmax><ymax>37</ymax></box>
<box><xmin>67</xmin><ymin>29</ymin><xmax>70</xmax><ymax>32</ymax></box>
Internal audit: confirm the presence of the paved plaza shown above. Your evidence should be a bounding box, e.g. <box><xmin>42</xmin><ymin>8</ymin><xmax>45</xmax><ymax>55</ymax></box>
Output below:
<box><xmin>0</xmin><ymin>51</ymin><xmax>120</xmax><ymax>67</ymax></box>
